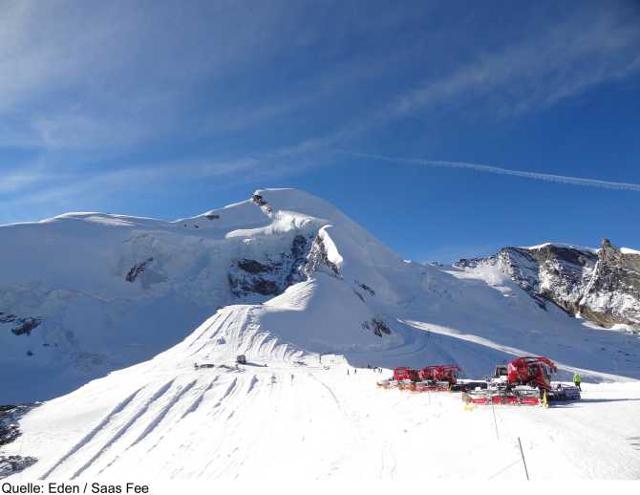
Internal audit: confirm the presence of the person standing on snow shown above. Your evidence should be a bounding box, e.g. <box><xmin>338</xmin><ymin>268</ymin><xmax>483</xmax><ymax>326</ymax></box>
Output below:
<box><xmin>573</xmin><ymin>372</ymin><xmax>582</xmax><ymax>391</ymax></box>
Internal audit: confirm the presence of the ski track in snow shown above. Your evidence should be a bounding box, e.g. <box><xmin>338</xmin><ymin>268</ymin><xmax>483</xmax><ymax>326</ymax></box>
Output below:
<box><xmin>38</xmin><ymin>387</ymin><xmax>144</xmax><ymax>480</ymax></box>
<box><xmin>68</xmin><ymin>379</ymin><xmax>177</xmax><ymax>479</ymax></box>
<box><xmin>13</xmin><ymin>363</ymin><xmax>640</xmax><ymax>480</ymax></box>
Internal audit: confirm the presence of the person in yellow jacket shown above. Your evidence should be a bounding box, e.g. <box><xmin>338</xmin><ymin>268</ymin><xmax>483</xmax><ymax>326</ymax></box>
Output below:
<box><xmin>573</xmin><ymin>372</ymin><xmax>582</xmax><ymax>391</ymax></box>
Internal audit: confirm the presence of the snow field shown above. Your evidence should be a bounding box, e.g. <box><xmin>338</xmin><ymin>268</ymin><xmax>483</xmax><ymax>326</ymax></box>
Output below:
<box><xmin>9</xmin><ymin>365</ymin><xmax>640</xmax><ymax>480</ymax></box>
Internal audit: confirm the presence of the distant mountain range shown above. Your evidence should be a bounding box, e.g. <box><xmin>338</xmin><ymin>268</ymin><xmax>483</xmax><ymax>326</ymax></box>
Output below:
<box><xmin>455</xmin><ymin>239</ymin><xmax>640</xmax><ymax>329</ymax></box>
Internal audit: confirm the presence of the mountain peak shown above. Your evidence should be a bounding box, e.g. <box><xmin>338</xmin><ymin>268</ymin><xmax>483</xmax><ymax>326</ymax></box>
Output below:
<box><xmin>456</xmin><ymin>240</ymin><xmax>640</xmax><ymax>329</ymax></box>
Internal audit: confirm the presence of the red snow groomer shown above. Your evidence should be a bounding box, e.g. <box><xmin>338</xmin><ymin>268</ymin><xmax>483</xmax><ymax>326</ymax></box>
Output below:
<box><xmin>462</xmin><ymin>356</ymin><xmax>580</xmax><ymax>406</ymax></box>
<box><xmin>377</xmin><ymin>364</ymin><xmax>463</xmax><ymax>391</ymax></box>
<box><xmin>393</xmin><ymin>367</ymin><xmax>420</xmax><ymax>390</ymax></box>
<box><xmin>414</xmin><ymin>365</ymin><xmax>462</xmax><ymax>392</ymax></box>
<box><xmin>377</xmin><ymin>367</ymin><xmax>417</xmax><ymax>389</ymax></box>
<box><xmin>393</xmin><ymin>367</ymin><xmax>420</xmax><ymax>382</ymax></box>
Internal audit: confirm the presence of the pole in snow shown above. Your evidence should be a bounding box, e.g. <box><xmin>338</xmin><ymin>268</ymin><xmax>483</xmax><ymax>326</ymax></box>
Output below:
<box><xmin>491</xmin><ymin>401</ymin><xmax>499</xmax><ymax>440</ymax></box>
<box><xmin>517</xmin><ymin>437</ymin><xmax>530</xmax><ymax>480</ymax></box>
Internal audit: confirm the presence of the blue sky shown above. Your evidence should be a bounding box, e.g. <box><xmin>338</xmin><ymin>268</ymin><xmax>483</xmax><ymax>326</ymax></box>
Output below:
<box><xmin>2</xmin><ymin>0</ymin><xmax>639</xmax><ymax>262</ymax></box>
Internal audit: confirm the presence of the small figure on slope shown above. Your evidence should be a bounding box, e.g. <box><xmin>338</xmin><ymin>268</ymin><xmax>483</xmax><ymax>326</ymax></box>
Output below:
<box><xmin>573</xmin><ymin>372</ymin><xmax>582</xmax><ymax>391</ymax></box>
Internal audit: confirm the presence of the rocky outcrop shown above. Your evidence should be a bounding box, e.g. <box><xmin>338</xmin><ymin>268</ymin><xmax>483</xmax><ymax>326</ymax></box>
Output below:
<box><xmin>0</xmin><ymin>404</ymin><xmax>38</xmax><ymax>478</ymax></box>
<box><xmin>456</xmin><ymin>239</ymin><xmax>640</xmax><ymax>330</ymax></box>
<box><xmin>361</xmin><ymin>318</ymin><xmax>392</xmax><ymax>337</ymax></box>
<box><xmin>0</xmin><ymin>313</ymin><xmax>43</xmax><ymax>336</ymax></box>
<box><xmin>125</xmin><ymin>257</ymin><xmax>154</xmax><ymax>282</ymax></box>
<box><xmin>228</xmin><ymin>235</ymin><xmax>311</xmax><ymax>298</ymax></box>
<box><xmin>228</xmin><ymin>226</ymin><xmax>347</xmax><ymax>298</ymax></box>
<box><xmin>0</xmin><ymin>455</ymin><xmax>38</xmax><ymax>479</ymax></box>
<box><xmin>355</xmin><ymin>281</ymin><xmax>376</xmax><ymax>297</ymax></box>
<box><xmin>1</xmin><ymin>404</ymin><xmax>34</xmax><ymax>445</ymax></box>
<box><xmin>251</xmin><ymin>193</ymin><xmax>273</xmax><ymax>214</ymax></box>
<box><xmin>303</xmin><ymin>233</ymin><xmax>341</xmax><ymax>279</ymax></box>
<box><xmin>11</xmin><ymin>317</ymin><xmax>42</xmax><ymax>336</ymax></box>
<box><xmin>579</xmin><ymin>240</ymin><xmax>640</xmax><ymax>328</ymax></box>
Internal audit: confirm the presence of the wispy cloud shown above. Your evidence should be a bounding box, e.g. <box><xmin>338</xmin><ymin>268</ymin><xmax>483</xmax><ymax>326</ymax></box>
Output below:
<box><xmin>0</xmin><ymin>168</ymin><xmax>47</xmax><ymax>194</ymax></box>
<box><xmin>0</xmin><ymin>0</ymin><xmax>321</xmax><ymax>150</ymax></box>
<box><xmin>341</xmin><ymin>151</ymin><xmax>640</xmax><ymax>192</ymax></box>
<box><xmin>3</xmin><ymin>2</ymin><xmax>637</xmax><ymax>154</ymax></box>
<box><xmin>257</xmin><ymin>5</ymin><xmax>640</xmax><ymax>187</ymax></box>
<box><xmin>385</xmin><ymin>9</ymin><xmax>640</xmax><ymax>120</ymax></box>
<box><xmin>1</xmin><ymin>1</ymin><xmax>639</xmax><ymax>224</ymax></box>
<box><xmin>283</xmin><ymin>6</ymin><xmax>640</xmax><ymax>155</ymax></box>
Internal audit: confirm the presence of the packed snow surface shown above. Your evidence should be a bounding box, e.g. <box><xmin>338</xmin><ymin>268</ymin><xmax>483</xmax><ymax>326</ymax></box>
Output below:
<box><xmin>2</xmin><ymin>188</ymin><xmax>640</xmax><ymax>480</ymax></box>
<box><xmin>8</xmin><ymin>361</ymin><xmax>640</xmax><ymax>480</ymax></box>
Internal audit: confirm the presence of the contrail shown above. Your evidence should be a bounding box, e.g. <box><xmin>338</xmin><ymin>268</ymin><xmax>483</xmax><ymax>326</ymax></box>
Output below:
<box><xmin>340</xmin><ymin>150</ymin><xmax>640</xmax><ymax>192</ymax></box>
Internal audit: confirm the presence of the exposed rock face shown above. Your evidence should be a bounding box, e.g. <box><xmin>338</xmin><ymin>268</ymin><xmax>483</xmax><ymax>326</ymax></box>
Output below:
<box><xmin>0</xmin><ymin>408</ymin><xmax>21</xmax><ymax>446</ymax></box>
<box><xmin>228</xmin><ymin>225</ymin><xmax>347</xmax><ymax>298</ymax></box>
<box><xmin>11</xmin><ymin>317</ymin><xmax>42</xmax><ymax>336</ymax></box>
<box><xmin>0</xmin><ymin>313</ymin><xmax>43</xmax><ymax>336</ymax></box>
<box><xmin>1</xmin><ymin>404</ymin><xmax>35</xmax><ymax>446</ymax></box>
<box><xmin>251</xmin><ymin>193</ymin><xmax>268</xmax><ymax>207</ymax></box>
<box><xmin>125</xmin><ymin>257</ymin><xmax>154</xmax><ymax>282</ymax></box>
<box><xmin>251</xmin><ymin>193</ymin><xmax>273</xmax><ymax>213</ymax></box>
<box><xmin>236</xmin><ymin>259</ymin><xmax>272</xmax><ymax>274</ymax></box>
<box><xmin>228</xmin><ymin>235</ymin><xmax>311</xmax><ymax>298</ymax></box>
<box><xmin>355</xmin><ymin>281</ymin><xmax>376</xmax><ymax>297</ymax></box>
<box><xmin>579</xmin><ymin>240</ymin><xmax>640</xmax><ymax>328</ymax></box>
<box><xmin>456</xmin><ymin>240</ymin><xmax>640</xmax><ymax>330</ymax></box>
<box><xmin>361</xmin><ymin>318</ymin><xmax>392</xmax><ymax>337</ymax></box>
<box><xmin>0</xmin><ymin>404</ymin><xmax>38</xmax><ymax>478</ymax></box>
<box><xmin>0</xmin><ymin>455</ymin><xmax>38</xmax><ymax>479</ymax></box>
<box><xmin>303</xmin><ymin>233</ymin><xmax>341</xmax><ymax>279</ymax></box>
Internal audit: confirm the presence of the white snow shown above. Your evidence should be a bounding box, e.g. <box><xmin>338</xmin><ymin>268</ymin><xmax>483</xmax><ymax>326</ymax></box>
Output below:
<box><xmin>524</xmin><ymin>242</ymin><xmax>598</xmax><ymax>253</ymax></box>
<box><xmin>8</xmin><ymin>363</ymin><xmax>640</xmax><ymax>480</ymax></box>
<box><xmin>2</xmin><ymin>188</ymin><xmax>640</xmax><ymax>480</ymax></box>
<box><xmin>621</xmin><ymin>247</ymin><xmax>640</xmax><ymax>255</ymax></box>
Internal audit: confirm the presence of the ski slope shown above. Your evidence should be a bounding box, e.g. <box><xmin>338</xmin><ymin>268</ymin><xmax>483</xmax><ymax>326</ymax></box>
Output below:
<box><xmin>9</xmin><ymin>295</ymin><xmax>640</xmax><ymax>480</ymax></box>
<box><xmin>9</xmin><ymin>363</ymin><xmax>640</xmax><ymax>480</ymax></box>
<box><xmin>3</xmin><ymin>188</ymin><xmax>640</xmax><ymax>480</ymax></box>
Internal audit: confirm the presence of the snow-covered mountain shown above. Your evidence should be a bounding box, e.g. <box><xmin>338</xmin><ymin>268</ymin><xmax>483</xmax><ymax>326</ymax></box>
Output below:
<box><xmin>2</xmin><ymin>188</ymin><xmax>639</xmax><ymax>405</ymax></box>
<box><xmin>456</xmin><ymin>240</ymin><xmax>640</xmax><ymax>330</ymax></box>
<box><xmin>0</xmin><ymin>188</ymin><xmax>410</xmax><ymax>403</ymax></box>
<box><xmin>2</xmin><ymin>188</ymin><xmax>640</xmax><ymax>480</ymax></box>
